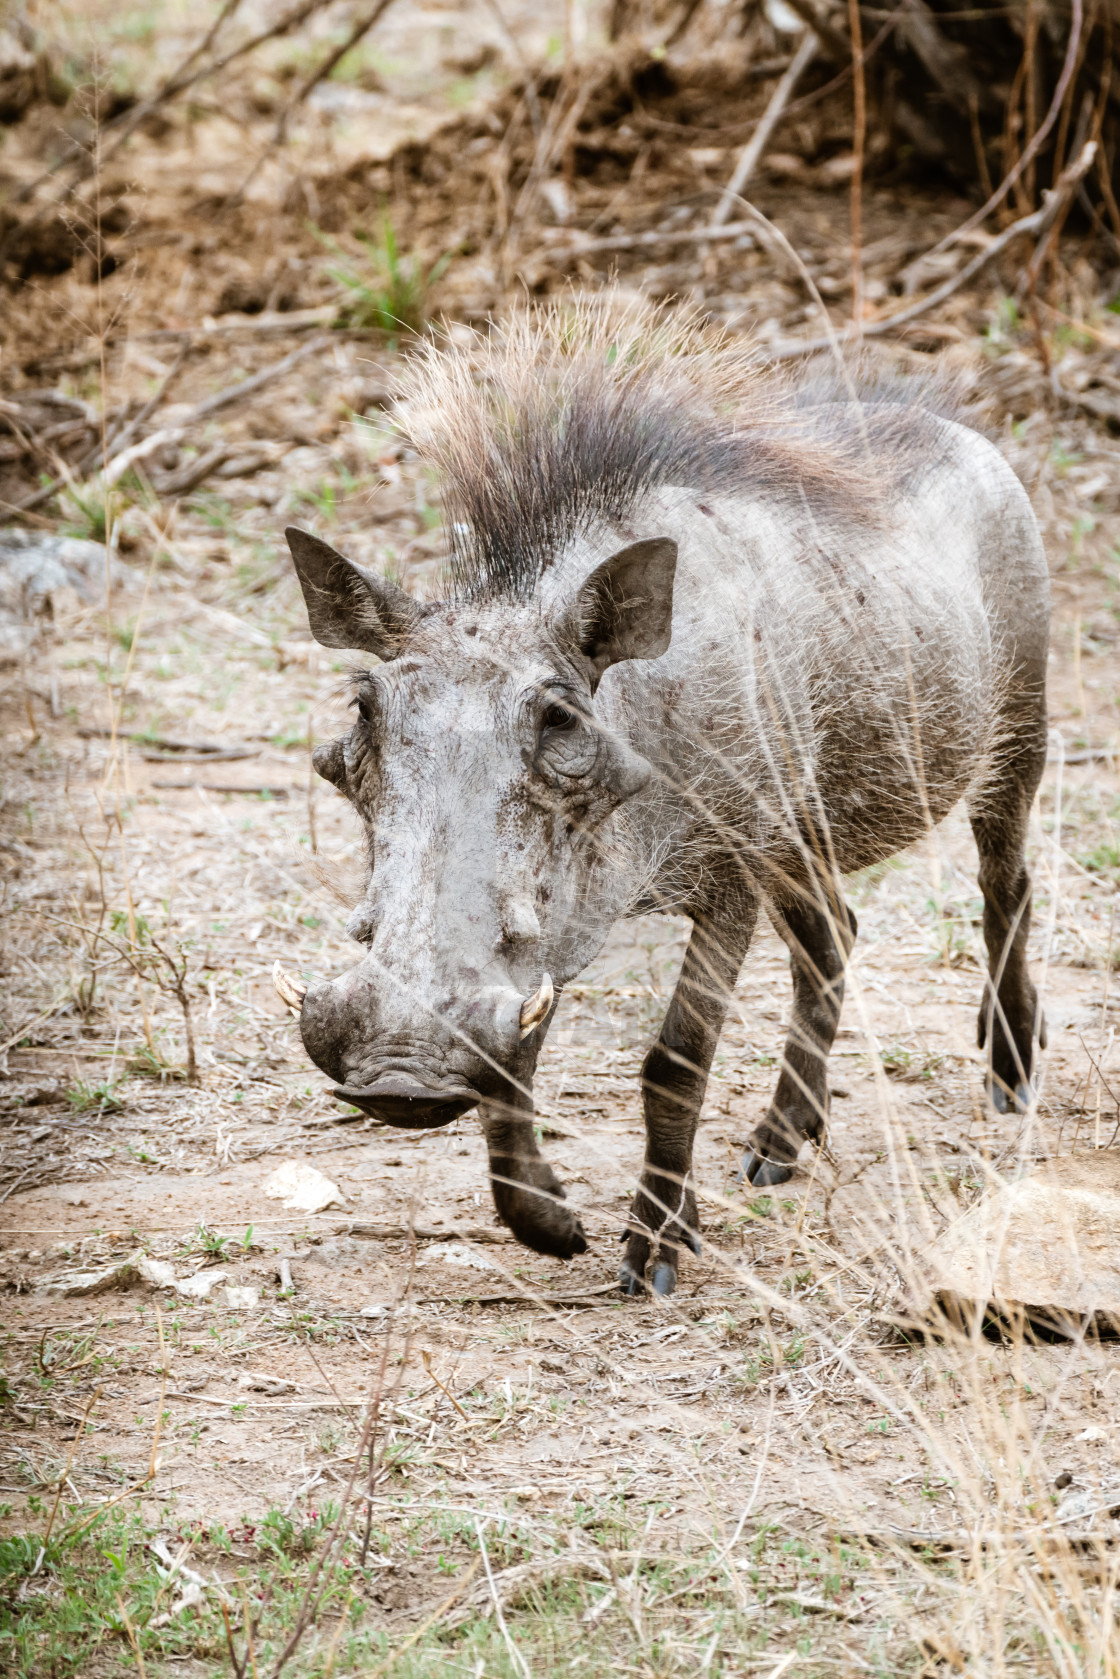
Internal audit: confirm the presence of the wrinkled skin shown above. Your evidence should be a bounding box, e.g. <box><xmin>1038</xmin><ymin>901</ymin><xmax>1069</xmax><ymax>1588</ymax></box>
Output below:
<box><xmin>282</xmin><ymin>415</ymin><xmax>1049</xmax><ymax>1295</ymax></box>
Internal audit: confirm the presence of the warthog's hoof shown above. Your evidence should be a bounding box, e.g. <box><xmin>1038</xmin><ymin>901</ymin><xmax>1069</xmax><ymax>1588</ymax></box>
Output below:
<box><xmin>989</xmin><ymin>1080</ymin><xmax>1033</xmax><ymax>1115</ymax></box>
<box><xmin>740</xmin><ymin>1150</ymin><xmax>794</xmax><ymax>1188</ymax></box>
<box><xmin>617</xmin><ymin>1259</ymin><xmax>678</xmax><ymax>1297</ymax></box>
<box><xmin>528</xmin><ymin>1208</ymin><xmax>588</xmax><ymax>1260</ymax></box>
<box><xmin>492</xmin><ymin>1163</ymin><xmax>588</xmax><ymax>1258</ymax></box>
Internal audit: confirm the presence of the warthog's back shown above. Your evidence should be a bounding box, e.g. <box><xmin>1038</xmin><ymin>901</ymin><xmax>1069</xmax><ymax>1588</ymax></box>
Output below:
<box><xmin>593</xmin><ymin>410</ymin><xmax>1048</xmax><ymax>887</ymax></box>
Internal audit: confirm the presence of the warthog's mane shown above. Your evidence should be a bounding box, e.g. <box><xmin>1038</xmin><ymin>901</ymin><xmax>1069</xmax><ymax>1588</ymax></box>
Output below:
<box><xmin>396</xmin><ymin>296</ymin><xmax>969</xmax><ymax>602</ymax></box>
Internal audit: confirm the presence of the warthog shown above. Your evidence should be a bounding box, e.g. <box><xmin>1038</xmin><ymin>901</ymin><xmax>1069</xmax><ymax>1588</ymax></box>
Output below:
<box><xmin>274</xmin><ymin>301</ymin><xmax>1048</xmax><ymax>1297</ymax></box>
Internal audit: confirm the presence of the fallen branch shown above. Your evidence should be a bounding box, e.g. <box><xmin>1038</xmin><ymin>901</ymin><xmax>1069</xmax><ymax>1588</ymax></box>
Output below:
<box><xmin>780</xmin><ymin>0</ymin><xmax>851</xmax><ymax>64</ymax></box>
<box><xmin>76</xmin><ymin>341</ymin><xmax>191</xmax><ymax>481</ymax></box>
<box><xmin>148</xmin><ymin>443</ymin><xmax>232</xmax><ymax>497</ymax></box>
<box><xmin>711</xmin><ymin>30</ymin><xmax>820</xmax><ymax>227</ymax></box>
<box><xmin>418</xmin><ymin>1283</ymin><xmax>622</xmax><ymax>1307</ymax></box>
<box><xmin>552</xmin><ymin>216</ymin><xmax>757</xmax><ymax>257</ymax></box>
<box><xmin>150</xmin><ymin>780</ymin><xmax>290</xmax><ymax>797</ymax></box>
<box><xmin>20</xmin><ymin>334</ymin><xmax>328</xmax><ymax>511</ymax></box>
<box><xmin>347</xmin><ymin>1220</ymin><xmax>513</xmax><ymax>1244</ymax></box>
<box><xmin>274</xmin><ymin>0</ymin><xmax>395</xmax><ymax>146</ymax></box>
<box><xmin>139</xmin><ymin>745</ymin><xmax>259</xmax><ymax>763</ymax></box>
<box><xmin>187</xmin><ymin>333</ymin><xmax>330</xmax><ymax>421</ymax></box>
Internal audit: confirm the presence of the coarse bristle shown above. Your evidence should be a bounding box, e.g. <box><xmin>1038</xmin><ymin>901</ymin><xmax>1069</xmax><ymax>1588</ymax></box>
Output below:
<box><xmin>394</xmin><ymin>293</ymin><xmax>966</xmax><ymax>600</ymax></box>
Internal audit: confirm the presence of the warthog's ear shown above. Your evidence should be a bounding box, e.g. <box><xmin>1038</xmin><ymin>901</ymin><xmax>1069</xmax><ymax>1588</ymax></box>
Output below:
<box><xmin>572</xmin><ymin>538</ymin><xmax>678</xmax><ymax>685</ymax></box>
<box><xmin>286</xmin><ymin>526</ymin><xmax>420</xmax><ymax>658</ymax></box>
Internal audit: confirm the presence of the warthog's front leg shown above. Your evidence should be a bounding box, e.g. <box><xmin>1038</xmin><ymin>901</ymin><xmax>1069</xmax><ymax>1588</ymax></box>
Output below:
<box><xmin>741</xmin><ymin>888</ymin><xmax>856</xmax><ymax>1188</ymax></box>
<box><xmin>622</xmin><ymin>892</ymin><xmax>758</xmax><ymax>1298</ymax></box>
<box><xmin>481</xmin><ymin>1091</ymin><xmax>588</xmax><ymax>1260</ymax></box>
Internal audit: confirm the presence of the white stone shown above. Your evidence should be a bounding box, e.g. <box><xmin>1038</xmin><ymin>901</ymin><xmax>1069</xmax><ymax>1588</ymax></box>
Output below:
<box><xmin>138</xmin><ymin>1255</ymin><xmax>178</xmax><ymax>1290</ymax></box>
<box><xmin>176</xmin><ymin>1268</ymin><xmax>227</xmax><ymax>1300</ymax></box>
<box><xmin>224</xmin><ymin>1285</ymin><xmax>260</xmax><ymax>1311</ymax></box>
<box><xmin>264</xmin><ymin>1159</ymin><xmax>346</xmax><ymax>1213</ymax></box>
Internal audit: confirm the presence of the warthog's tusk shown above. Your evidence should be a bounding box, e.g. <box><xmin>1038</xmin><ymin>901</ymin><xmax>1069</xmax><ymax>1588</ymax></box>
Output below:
<box><xmin>273</xmin><ymin>961</ymin><xmax>308</xmax><ymax>1015</ymax></box>
<box><xmin>519</xmin><ymin>973</ymin><xmax>554</xmax><ymax>1037</ymax></box>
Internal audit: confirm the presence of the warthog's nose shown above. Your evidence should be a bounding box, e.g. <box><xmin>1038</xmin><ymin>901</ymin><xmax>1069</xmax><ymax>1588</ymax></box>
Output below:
<box><xmin>332</xmin><ymin>1074</ymin><xmax>482</xmax><ymax>1130</ymax></box>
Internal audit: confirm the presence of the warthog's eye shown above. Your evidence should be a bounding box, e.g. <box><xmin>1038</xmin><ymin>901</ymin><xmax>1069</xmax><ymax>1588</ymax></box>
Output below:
<box><xmin>356</xmin><ymin>692</ymin><xmax>374</xmax><ymax>725</ymax></box>
<box><xmin>541</xmin><ymin>703</ymin><xmax>577</xmax><ymax>734</ymax></box>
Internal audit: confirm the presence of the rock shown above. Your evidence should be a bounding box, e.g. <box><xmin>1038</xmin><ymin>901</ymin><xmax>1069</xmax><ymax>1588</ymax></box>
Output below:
<box><xmin>44</xmin><ymin>1248</ymin><xmax>143</xmax><ymax>1296</ymax></box>
<box><xmin>911</xmin><ymin>1152</ymin><xmax>1120</xmax><ymax>1337</ymax></box>
<box><xmin>264</xmin><ymin>1159</ymin><xmax>346</xmax><ymax>1213</ymax></box>
<box><xmin>0</xmin><ymin>528</ymin><xmax>134</xmax><ymax>663</ymax></box>
<box><xmin>237</xmin><ymin>1371</ymin><xmax>294</xmax><ymax>1394</ymax></box>
<box><xmin>176</xmin><ymin>1267</ymin><xmax>227</xmax><ymax>1300</ymax></box>
<box><xmin>1055</xmin><ymin>1484</ymin><xmax>1120</xmax><ymax>1523</ymax></box>
<box><xmin>137</xmin><ymin>1255</ymin><xmax>178</xmax><ymax>1290</ymax></box>
<box><xmin>224</xmin><ymin>1285</ymin><xmax>260</xmax><ymax>1311</ymax></box>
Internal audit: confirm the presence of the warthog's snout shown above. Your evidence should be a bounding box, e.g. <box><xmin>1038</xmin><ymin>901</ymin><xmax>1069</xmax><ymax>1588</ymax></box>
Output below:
<box><xmin>275</xmin><ymin>961</ymin><xmax>552</xmax><ymax>1129</ymax></box>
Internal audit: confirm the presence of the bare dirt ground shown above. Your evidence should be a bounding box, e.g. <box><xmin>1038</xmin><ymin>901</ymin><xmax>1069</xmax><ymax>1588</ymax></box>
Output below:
<box><xmin>7</xmin><ymin>2</ymin><xmax>1120</xmax><ymax>1674</ymax></box>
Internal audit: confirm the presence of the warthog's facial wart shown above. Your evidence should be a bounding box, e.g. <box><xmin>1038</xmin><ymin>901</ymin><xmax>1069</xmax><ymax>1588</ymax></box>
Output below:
<box><xmin>284</xmin><ymin>525</ymin><xmax>676</xmax><ymax>1129</ymax></box>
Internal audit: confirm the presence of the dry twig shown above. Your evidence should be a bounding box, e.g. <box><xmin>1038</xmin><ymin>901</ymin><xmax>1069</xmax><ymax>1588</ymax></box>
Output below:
<box><xmin>710</xmin><ymin>31</ymin><xmax>819</xmax><ymax>228</ymax></box>
<box><xmin>934</xmin><ymin>0</ymin><xmax>1085</xmax><ymax>250</ymax></box>
<box><xmin>772</xmin><ymin>141</ymin><xmax>1098</xmax><ymax>358</ymax></box>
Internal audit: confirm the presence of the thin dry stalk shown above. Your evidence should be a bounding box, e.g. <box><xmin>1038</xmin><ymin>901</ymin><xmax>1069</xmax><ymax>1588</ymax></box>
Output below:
<box><xmin>146</xmin><ymin>1305</ymin><xmax>168</xmax><ymax>1485</ymax></box>
<box><xmin>268</xmin><ymin>1320</ymin><xmax>412</xmax><ymax>1678</ymax></box>
<box><xmin>222</xmin><ymin>1600</ymin><xmax>251</xmax><ymax>1679</ymax></box>
<box><xmin>968</xmin><ymin>88</ymin><xmax>996</xmax><ymax>204</ymax></box>
<box><xmin>42</xmin><ymin>1385</ymin><xmax>101</xmax><ymax>1545</ymax></box>
<box><xmin>420</xmin><ymin>1348</ymin><xmax>468</xmax><ymax>1419</ymax></box>
<box><xmin>240</xmin><ymin>1582</ymin><xmax>262</xmax><ymax>1679</ymax></box>
<box><xmin>357</xmin><ymin>1559</ymin><xmax>482</xmax><ymax>1678</ymax></box>
<box><xmin>1023</xmin><ymin>0</ymin><xmax>1040</xmax><ymax>209</ymax></box>
<box><xmin>115</xmin><ymin>1592</ymin><xmax>148</xmax><ymax>1679</ymax></box>
<box><xmin>321</xmin><ymin>1588</ymin><xmax>354</xmax><ymax>1679</ymax></box>
<box><xmin>306</xmin><ymin>726</ymin><xmax>318</xmax><ymax>855</ymax></box>
<box><xmin>476</xmin><ymin>1518</ymin><xmax>532</xmax><ymax>1679</ymax></box>
<box><xmin>847</xmin><ymin>0</ymin><xmax>865</xmax><ymax>323</ymax></box>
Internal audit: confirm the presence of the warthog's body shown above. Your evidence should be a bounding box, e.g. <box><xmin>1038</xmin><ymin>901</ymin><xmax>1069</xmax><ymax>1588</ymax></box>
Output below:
<box><xmin>282</xmin><ymin>303</ymin><xmax>1049</xmax><ymax>1295</ymax></box>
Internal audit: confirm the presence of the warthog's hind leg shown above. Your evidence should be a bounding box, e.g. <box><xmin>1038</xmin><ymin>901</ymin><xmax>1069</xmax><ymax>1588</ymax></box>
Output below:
<box><xmin>621</xmin><ymin>890</ymin><xmax>758</xmax><ymax>1298</ymax></box>
<box><xmin>482</xmin><ymin>1092</ymin><xmax>588</xmax><ymax>1260</ymax></box>
<box><xmin>969</xmin><ymin>736</ymin><xmax>1047</xmax><ymax>1112</ymax></box>
<box><xmin>741</xmin><ymin>888</ymin><xmax>856</xmax><ymax>1188</ymax></box>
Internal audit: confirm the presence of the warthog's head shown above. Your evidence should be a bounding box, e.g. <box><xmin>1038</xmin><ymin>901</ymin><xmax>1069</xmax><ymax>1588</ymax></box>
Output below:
<box><xmin>278</xmin><ymin>526</ymin><xmax>677</xmax><ymax>1129</ymax></box>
